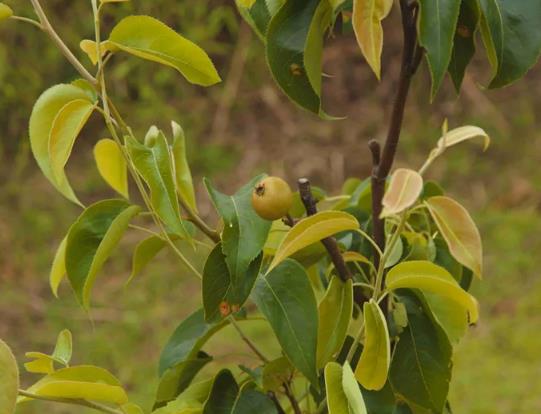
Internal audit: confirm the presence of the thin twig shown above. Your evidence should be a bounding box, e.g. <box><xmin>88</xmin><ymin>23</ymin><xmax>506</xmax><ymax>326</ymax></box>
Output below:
<box><xmin>229</xmin><ymin>315</ymin><xmax>269</xmax><ymax>363</ymax></box>
<box><xmin>29</xmin><ymin>0</ymin><xmax>96</xmax><ymax>85</ymax></box>
<box><xmin>283</xmin><ymin>383</ymin><xmax>302</xmax><ymax>414</ymax></box>
<box><xmin>10</xmin><ymin>15</ymin><xmax>43</xmax><ymax>29</ymax></box>
<box><xmin>18</xmin><ymin>390</ymin><xmax>122</xmax><ymax>414</ymax></box>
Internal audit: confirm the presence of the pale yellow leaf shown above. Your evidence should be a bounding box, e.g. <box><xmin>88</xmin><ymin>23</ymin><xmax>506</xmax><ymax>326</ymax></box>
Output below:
<box><xmin>380</xmin><ymin>168</ymin><xmax>423</xmax><ymax>218</ymax></box>
<box><xmin>437</xmin><ymin>125</ymin><xmax>490</xmax><ymax>151</ymax></box>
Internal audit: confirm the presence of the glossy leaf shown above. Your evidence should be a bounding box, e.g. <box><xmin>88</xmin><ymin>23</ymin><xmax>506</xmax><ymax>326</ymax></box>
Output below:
<box><xmin>418</xmin><ymin>0</ymin><xmax>461</xmax><ymax>97</ymax></box>
<box><xmin>0</xmin><ymin>339</ymin><xmax>18</xmax><ymax>414</ymax></box>
<box><xmin>159</xmin><ymin>309</ymin><xmax>228</xmax><ymax>376</ymax></box>
<box><xmin>29</xmin><ymin>83</ymin><xmax>97</xmax><ymax>205</ymax></box>
<box><xmin>352</xmin><ymin>0</ymin><xmax>393</xmax><ymax>79</ymax></box>
<box><xmin>425</xmin><ymin>196</ymin><xmax>482</xmax><ymax>278</ymax></box>
<box><xmin>355</xmin><ymin>300</ymin><xmax>390</xmax><ymax>391</ymax></box>
<box><xmin>108</xmin><ymin>16</ymin><xmax>221</xmax><ymax>86</ymax></box>
<box><xmin>389</xmin><ymin>293</ymin><xmax>452</xmax><ymax>413</ymax></box>
<box><xmin>49</xmin><ymin>236</ymin><xmax>67</xmax><ymax>297</ymax></box>
<box><xmin>20</xmin><ymin>365</ymin><xmax>127</xmax><ymax>405</ymax></box>
<box><xmin>380</xmin><ymin>169</ymin><xmax>423</xmax><ymax>218</ymax></box>
<box><xmin>342</xmin><ymin>362</ymin><xmax>367</xmax><ymax>414</ymax></box>
<box><xmin>66</xmin><ymin>199</ymin><xmax>140</xmax><ymax>308</ymax></box>
<box><xmin>252</xmin><ymin>259</ymin><xmax>319</xmax><ymax>386</ymax></box>
<box><xmin>52</xmin><ymin>329</ymin><xmax>72</xmax><ymax>365</ymax></box>
<box><xmin>437</xmin><ymin>125</ymin><xmax>490</xmax><ymax>151</ymax></box>
<box><xmin>448</xmin><ymin>0</ymin><xmax>479</xmax><ymax>91</ymax></box>
<box><xmin>94</xmin><ymin>138</ymin><xmax>129</xmax><ymax>199</ymax></box>
<box><xmin>317</xmin><ymin>277</ymin><xmax>353</xmax><ymax>368</ymax></box>
<box><xmin>268</xmin><ymin>210</ymin><xmax>359</xmax><ymax>273</ymax></box>
<box><xmin>202</xmin><ymin>370</ymin><xmax>238</xmax><ymax>414</ymax></box>
<box><xmin>0</xmin><ymin>3</ymin><xmax>13</xmax><ymax>20</ymax></box>
<box><xmin>235</xmin><ymin>0</ymin><xmax>283</xmax><ymax>40</ymax></box>
<box><xmin>421</xmin><ymin>292</ymin><xmax>468</xmax><ymax>345</ymax></box>
<box><xmin>205</xmin><ymin>175</ymin><xmax>270</xmax><ymax>287</ymax></box>
<box><xmin>171</xmin><ymin>121</ymin><xmax>197</xmax><ymax>212</ymax></box>
<box><xmin>128</xmin><ymin>236</ymin><xmax>166</xmax><ymax>285</ymax></box>
<box><xmin>386</xmin><ymin>260</ymin><xmax>479</xmax><ymax>323</ymax></box>
<box><xmin>325</xmin><ymin>362</ymin><xmax>350</xmax><ymax>414</ymax></box>
<box><xmin>479</xmin><ymin>0</ymin><xmax>541</xmax><ymax>88</ymax></box>
<box><xmin>126</xmin><ymin>133</ymin><xmax>189</xmax><ymax>238</ymax></box>
<box><xmin>266</xmin><ymin>0</ymin><xmax>333</xmax><ymax>115</ymax></box>
<box><xmin>231</xmin><ymin>382</ymin><xmax>277</xmax><ymax>414</ymax></box>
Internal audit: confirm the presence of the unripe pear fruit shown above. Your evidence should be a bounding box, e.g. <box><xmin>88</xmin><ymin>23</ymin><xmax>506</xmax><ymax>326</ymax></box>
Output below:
<box><xmin>251</xmin><ymin>176</ymin><xmax>293</xmax><ymax>221</ymax></box>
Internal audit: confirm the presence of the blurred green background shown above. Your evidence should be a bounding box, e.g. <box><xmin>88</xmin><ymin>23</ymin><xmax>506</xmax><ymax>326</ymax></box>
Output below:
<box><xmin>1</xmin><ymin>1</ymin><xmax>540</xmax><ymax>413</ymax></box>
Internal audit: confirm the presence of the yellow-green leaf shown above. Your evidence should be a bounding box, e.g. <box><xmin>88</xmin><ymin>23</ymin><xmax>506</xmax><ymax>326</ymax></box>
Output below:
<box><xmin>386</xmin><ymin>260</ymin><xmax>479</xmax><ymax>323</ymax></box>
<box><xmin>317</xmin><ymin>277</ymin><xmax>353</xmax><ymax>368</ymax></box>
<box><xmin>29</xmin><ymin>84</ymin><xmax>97</xmax><ymax>205</ymax></box>
<box><xmin>380</xmin><ymin>168</ymin><xmax>423</xmax><ymax>218</ymax></box>
<box><xmin>267</xmin><ymin>211</ymin><xmax>359</xmax><ymax>273</ymax></box>
<box><xmin>171</xmin><ymin>121</ymin><xmax>197</xmax><ymax>212</ymax></box>
<box><xmin>0</xmin><ymin>339</ymin><xmax>18</xmax><ymax>414</ymax></box>
<box><xmin>24</xmin><ymin>356</ymin><xmax>54</xmax><ymax>374</ymax></box>
<box><xmin>237</xmin><ymin>0</ymin><xmax>256</xmax><ymax>8</ymax></box>
<box><xmin>325</xmin><ymin>362</ymin><xmax>350</xmax><ymax>414</ymax></box>
<box><xmin>262</xmin><ymin>357</ymin><xmax>293</xmax><ymax>393</ymax></box>
<box><xmin>52</xmin><ymin>329</ymin><xmax>72</xmax><ymax>365</ymax></box>
<box><xmin>49</xmin><ymin>236</ymin><xmax>67</xmax><ymax>297</ymax></box>
<box><xmin>127</xmin><ymin>236</ymin><xmax>166</xmax><ymax>285</ymax></box>
<box><xmin>425</xmin><ymin>196</ymin><xmax>482</xmax><ymax>278</ymax></box>
<box><xmin>0</xmin><ymin>3</ymin><xmax>13</xmax><ymax>20</ymax></box>
<box><xmin>48</xmin><ymin>99</ymin><xmax>95</xmax><ymax>185</ymax></box>
<box><xmin>342</xmin><ymin>362</ymin><xmax>367</xmax><ymax>414</ymax></box>
<box><xmin>20</xmin><ymin>365</ymin><xmax>127</xmax><ymax>405</ymax></box>
<box><xmin>94</xmin><ymin>138</ymin><xmax>129</xmax><ymax>199</ymax></box>
<box><xmin>108</xmin><ymin>16</ymin><xmax>221</xmax><ymax>86</ymax></box>
<box><xmin>352</xmin><ymin>0</ymin><xmax>393</xmax><ymax>79</ymax></box>
<box><xmin>355</xmin><ymin>299</ymin><xmax>390</xmax><ymax>391</ymax></box>
<box><xmin>437</xmin><ymin>125</ymin><xmax>490</xmax><ymax>151</ymax></box>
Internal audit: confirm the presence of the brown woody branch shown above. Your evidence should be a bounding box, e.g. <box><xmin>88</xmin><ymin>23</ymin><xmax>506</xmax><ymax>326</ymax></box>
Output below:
<box><xmin>370</xmin><ymin>0</ymin><xmax>423</xmax><ymax>258</ymax></box>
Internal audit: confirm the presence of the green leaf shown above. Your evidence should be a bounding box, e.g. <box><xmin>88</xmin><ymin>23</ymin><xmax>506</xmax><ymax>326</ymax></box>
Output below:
<box><xmin>159</xmin><ymin>309</ymin><xmax>228</xmax><ymax>376</ymax></box>
<box><xmin>66</xmin><ymin>199</ymin><xmax>140</xmax><ymax>308</ymax></box>
<box><xmin>425</xmin><ymin>196</ymin><xmax>483</xmax><ymax>278</ymax></box>
<box><xmin>355</xmin><ymin>299</ymin><xmax>390</xmax><ymax>391</ymax></box>
<box><xmin>48</xmin><ymin>99</ymin><xmax>96</xmax><ymax>183</ymax></box>
<box><xmin>0</xmin><ymin>3</ymin><xmax>13</xmax><ymax>21</ymax></box>
<box><xmin>238</xmin><ymin>0</ymin><xmax>256</xmax><ymax>8</ymax></box>
<box><xmin>24</xmin><ymin>354</ymin><xmax>54</xmax><ymax>374</ymax></box>
<box><xmin>385</xmin><ymin>260</ymin><xmax>479</xmax><ymax>323</ymax></box>
<box><xmin>202</xmin><ymin>370</ymin><xmax>238</xmax><ymax>414</ymax></box>
<box><xmin>126</xmin><ymin>133</ymin><xmax>190</xmax><ymax>238</ymax></box>
<box><xmin>154</xmin><ymin>378</ymin><xmax>212</xmax><ymax>413</ymax></box>
<box><xmin>108</xmin><ymin>16</ymin><xmax>221</xmax><ymax>86</ymax></box>
<box><xmin>49</xmin><ymin>236</ymin><xmax>67</xmax><ymax>297</ymax></box>
<box><xmin>266</xmin><ymin>0</ymin><xmax>333</xmax><ymax>115</ymax></box>
<box><xmin>325</xmin><ymin>362</ymin><xmax>367</xmax><ymax>414</ymax></box>
<box><xmin>448</xmin><ymin>0</ymin><xmax>479</xmax><ymax>91</ymax></box>
<box><xmin>479</xmin><ymin>0</ymin><xmax>541</xmax><ymax>88</ymax></box>
<box><xmin>235</xmin><ymin>0</ymin><xmax>284</xmax><ymax>40</ymax></box>
<box><xmin>325</xmin><ymin>362</ymin><xmax>350</xmax><ymax>414</ymax></box>
<box><xmin>52</xmin><ymin>329</ymin><xmax>72</xmax><ymax>365</ymax></box>
<box><xmin>262</xmin><ymin>357</ymin><xmax>293</xmax><ymax>393</ymax></box>
<box><xmin>352</xmin><ymin>0</ymin><xmax>393</xmax><ymax>79</ymax></box>
<box><xmin>317</xmin><ymin>277</ymin><xmax>353</xmax><ymax>368</ymax></box>
<box><xmin>380</xmin><ymin>168</ymin><xmax>423</xmax><ymax>218</ymax></box>
<box><xmin>20</xmin><ymin>365</ymin><xmax>128</xmax><ymax>405</ymax></box>
<box><xmin>121</xmin><ymin>403</ymin><xmax>144</xmax><ymax>414</ymax></box>
<box><xmin>267</xmin><ymin>210</ymin><xmax>359</xmax><ymax>273</ymax></box>
<box><xmin>202</xmin><ymin>244</ymin><xmax>231</xmax><ymax>322</ymax></box>
<box><xmin>94</xmin><ymin>138</ymin><xmax>129</xmax><ymax>199</ymax></box>
<box><xmin>252</xmin><ymin>259</ymin><xmax>319</xmax><ymax>386</ymax></box>
<box><xmin>420</xmin><ymin>292</ymin><xmax>468</xmax><ymax>345</ymax></box>
<box><xmin>29</xmin><ymin>83</ymin><xmax>97</xmax><ymax>205</ymax></box>
<box><xmin>0</xmin><ymin>339</ymin><xmax>18</xmax><ymax>414</ymax></box>
<box><xmin>342</xmin><ymin>362</ymin><xmax>367</xmax><ymax>414</ymax></box>
<box><xmin>389</xmin><ymin>292</ymin><xmax>452</xmax><ymax>413</ymax></box>
<box><xmin>171</xmin><ymin>122</ymin><xmax>197</xmax><ymax>212</ymax></box>
<box><xmin>437</xmin><ymin>125</ymin><xmax>490</xmax><ymax>151</ymax></box>
<box><xmin>418</xmin><ymin>0</ymin><xmax>462</xmax><ymax>97</ymax></box>
<box><xmin>205</xmin><ymin>175</ymin><xmax>271</xmax><ymax>288</ymax></box>
<box><xmin>128</xmin><ymin>236</ymin><xmax>166</xmax><ymax>285</ymax></box>
<box><xmin>231</xmin><ymin>382</ymin><xmax>277</xmax><ymax>414</ymax></box>
<box><xmin>155</xmin><ymin>352</ymin><xmax>212</xmax><ymax>407</ymax></box>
